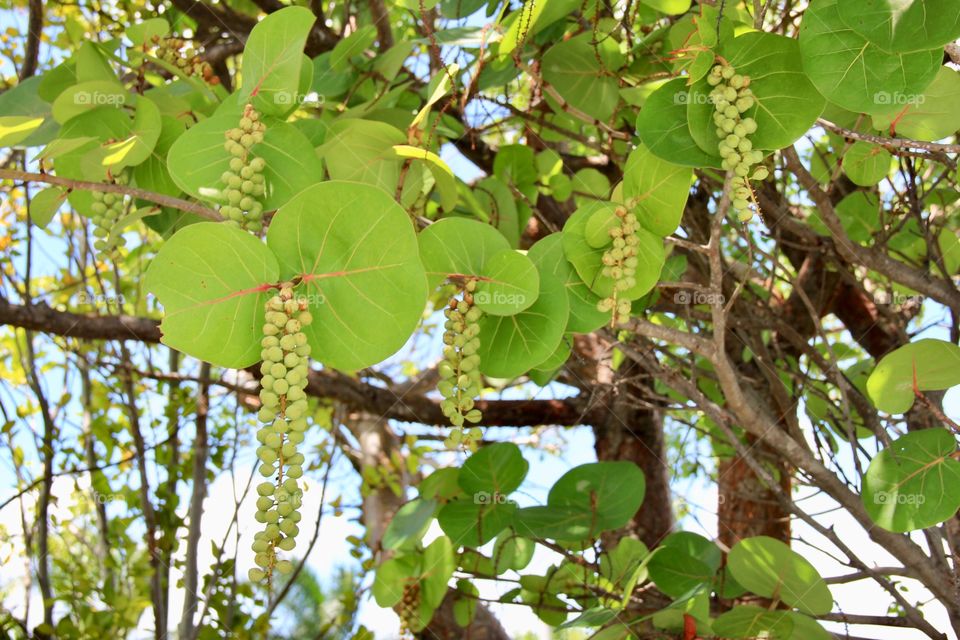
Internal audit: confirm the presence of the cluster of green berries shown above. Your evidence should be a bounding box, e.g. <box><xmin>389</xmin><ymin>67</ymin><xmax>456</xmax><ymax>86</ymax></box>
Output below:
<box><xmin>220</xmin><ymin>105</ymin><xmax>267</xmax><ymax>231</ymax></box>
<box><xmin>596</xmin><ymin>206</ymin><xmax>640</xmax><ymax>325</ymax></box>
<box><xmin>707</xmin><ymin>61</ymin><xmax>769</xmax><ymax>221</ymax></box>
<box><xmin>398</xmin><ymin>579</ymin><xmax>422</xmax><ymax>637</ymax></box>
<box><xmin>90</xmin><ymin>172</ymin><xmax>129</xmax><ymax>255</ymax></box>
<box><xmin>150</xmin><ymin>35</ymin><xmax>218</xmax><ymax>84</ymax></box>
<box><xmin>248</xmin><ymin>284</ymin><xmax>313</xmax><ymax>585</ymax></box>
<box><xmin>438</xmin><ymin>280</ymin><xmax>484</xmax><ymax>449</ymax></box>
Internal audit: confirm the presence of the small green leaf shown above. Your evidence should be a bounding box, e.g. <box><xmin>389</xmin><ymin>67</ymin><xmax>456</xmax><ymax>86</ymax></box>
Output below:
<box><xmin>418</xmin><ymin>217</ymin><xmax>512</xmax><ymax>290</ymax></box>
<box><xmin>866</xmin><ymin>339</ymin><xmax>960</xmax><ymax>414</ymax></box>
<box><xmin>863</xmin><ymin>428</ymin><xmax>960</xmax><ymax>532</ymax></box>
<box><xmin>459</xmin><ymin>442</ymin><xmax>528</xmax><ymax>497</ymax></box>
<box><xmin>636</xmin><ymin>78</ymin><xmax>722</xmax><ymax>168</ymax></box>
<box><xmin>382</xmin><ymin>499</ymin><xmax>437</xmax><ymax>551</ymax></box>
<box><xmin>492</xmin><ymin>531</ymin><xmax>535</xmax><ymax>574</ymax></box>
<box><xmin>475</xmin><ymin>249</ymin><xmax>539</xmax><ymax>316</ymax></box>
<box><xmin>841</xmin><ymin>141</ymin><xmax>891</xmax><ymax>186</ymax></box>
<box><xmin>728</xmin><ymin>536</ymin><xmax>833</xmax><ymax>616</ymax></box>
<box><xmin>392</xmin><ymin>145</ymin><xmax>458</xmax><ymax>211</ymax></box>
<box><xmin>240</xmin><ymin>6</ymin><xmax>316</xmax><ymax>116</ymax></box>
<box><xmin>372</xmin><ymin>555</ymin><xmax>419</xmax><ymax>607</ymax></box>
<box><xmin>29</xmin><ymin>186</ymin><xmax>67</xmax><ymax>228</ymax></box>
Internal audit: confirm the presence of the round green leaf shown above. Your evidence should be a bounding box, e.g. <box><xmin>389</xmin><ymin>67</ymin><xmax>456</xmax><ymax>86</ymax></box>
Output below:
<box><xmin>459</xmin><ymin>442</ymin><xmax>528</xmax><ymax>498</ymax></box>
<box><xmin>842</xmin><ymin>141</ymin><xmax>892</xmax><ymax>186</ymax></box>
<box><xmin>648</xmin><ymin>547</ymin><xmax>714</xmax><ymax>597</ymax></box>
<box><xmin>144</xmin><ymin>222</ymin><xmax>280</xmax><ymax>368</ymax></box>
<box><xmin>419</xmin><ymin>536</ymin><xmax>456</xmax><ymax>615</ymax></box>
<box><xmin>418</xmin><ymin>217</ymin><xmax>512</xmax><ymax>290</ymax></box>
<box><xmin>866</xmin><ymin>338</ymin><xmax>960</xmax><ymax>414</ymax></box>
<box><xmin>584</xmin><ymin>207</ymin><xmax>619</xmax><ymax>248</ymax></box>
<box><xmin>727</xmin><ymin>536</ymin><xmax>833</xmax><ymax>616</ymax></box>
<box><xmin>837</xmin><ymin>0</ymin><xmax>960</xmax><ymax>52</ymax></box>
<box><xmin>870</xmin><ymin>67</ymin><xmax>960</xmax><ymax>141</ymax></box>
<box><xmin>527</xmin><ymin>233</ymin><xmax>608</xmax><ymax>334</ymax></box>
<box><xmin>102</xmin><ymin>96</ymin><xmax>161</xmax><ymax>170</ymax></box>
<box><xmin>636</xmin><ymin>78</ymin><xmax>722</xmax><ymax>168</ymax></box>
<box><xmin>266</xmin><ymin>181</ymin><xmax>428</xmax><ymax>371</ymax></box>
<box><xmin>475</xmin><ymin>249</ymin><xmax>539</xmax><ymax>316</ymax></box>
<box><xmin>476</xmin><ymin>270</ymin><xmax>569</xmax><ymax>378</ymax></box>
<box><xmin>548</xmin><ymin>461</ymin><xmax>646</xmax><ymax>532</ymax></box>
<box><xmin>799</xmin><ymin>0</ymin><xmax>941</xmax><ymax>114</ymax></box>
<box><xmin>493</xmin><ymin>531</ymin><xmax>535</xmax><ymax>574</ymax></box>
<box><xmin>863</xmin><ymin>428</ymin><xmax>960</xmax><ymax>532</ymax></box>
<box><xmin>660</xmin><ymin>531</ymin><xmax>722</xmax><ymax>572</ymax></box>
<box><xmin>167</xmin><ymin>116</ymin><xmax>323</xmax><ymax>210</ymax></box>
<box><xmin>438</xmin><ymin>499</ymin><xmax>517</xmax><ymax>548</ymax></box>
<box><xmin>622</xmin><ymin>144</ymin><xmax>692</xmax><ymax>236</ymax></box>
<box><xmin>373</xmin><ymin>555</ymin><xmax>419</xmax><ymax>607</ymax></box>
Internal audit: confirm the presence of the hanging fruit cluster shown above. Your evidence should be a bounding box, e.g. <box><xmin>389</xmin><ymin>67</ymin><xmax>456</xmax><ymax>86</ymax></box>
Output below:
<box><xmin>596</xmin><ymin>206</ymin><xmax>640</xmax><ymax>325</ymax></box>
<box><xmin>438</xmin><ymin>279</ymin><xmax>483</xmax><ymax>450</ymax></box>
<box><xmin>248</xmin><ymin>283</ymin><xmax>312</xmax><ymax>584</ymax></box>
<box><xmin>397</xmin><ymin>579</ymin><xmax>422</xmax><ymax>637</ymax></box>
<box><xmin>89</xmin><ymin>172</ymin><xmax>129</xmax><ymax>255</ymax></box>
<box><xmin>707</xmin><ymin>61</ymin><xmax>768</xmax><ymax>221</ymax></box>
<box><xmin>220</xmin><ymin>104</ymin><xmax>267</xmax><ymax>231</ymax></box>
<box><xmin>150</xmin><ymin>35</ymin><xmax>218</xmax><ymax>84</ymax></box>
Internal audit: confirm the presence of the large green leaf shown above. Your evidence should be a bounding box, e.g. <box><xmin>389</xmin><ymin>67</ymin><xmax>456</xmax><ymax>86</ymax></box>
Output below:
<box><xmin>459</xmin><ymin>442</ymin><xmax>528</xmax><ymax>498</ymax></box>
<box><xmin>799</xmin><ymin>0</ymin><xmax>941</xmax><ymax>114</ymax></box>
<box><xmin>548</xmin><ymin>461</ymin><xmax>646</xmax><ymax>531</ymax></box>
<box><xmin>476</xmin><ymin>270</ymin><xmax>569</xmax><ymax>378</ymax></box>
<box><xmin>636</xmin><ymin>78</ymin><xmax>722</xmax><ymax>168</ymax></box>
<box><xmin>836</xmin><ymin>0</ymin><xmax>960</xmax><ymax>52</ymax></box>
<box><xmin>266</xmin><ymin>181</ymin><xmax>427</xmax><ymax>371</ymax></box>
<box><xmin>513</xmin><ymin>505</ymin><xmax>599</xmax><ymax>541</ymax></box>
<box><xmin>689</xmin><ymin>33</ymin><xmax>825</xmax><ymax>152</ymax></box>
<box><xmin>866</xmin><ymin>339</ymin><xmax>960</xmax><ymax>414</ymax></box>
<box><xmin>418</xmin><ymin>536</ymin><xmax>456</xmax><ymax>624</ymax></box>
<box><xmin>438</xmin><ymin>499</ymin><xmax>517</xmax><ymax>547</ymax></box>
<box><xmin>727</xmin><ymin>536</ymin><xmax>833</xmax><ymax>616</ymax></box>
<box><xmin>527</xmin><ymin>233</ymin><xmax>608</xmax><ymax>334</ymax></box>
<box><xmin>167</xmin><ymin>116</ymin><xmax>323</xmax><ymax>210</ymax></box>
<box><xmin>542</xmin><ymin>33</ymin><xmax>622</xmax><ymax>122</ymax></box>
<box><xmin>102</xmin><ymin>96</ymin><xmax>161</xmax><ymax>169</ymax></box>
<box><xmin>862</xmin><ymin>428</ymin><xmax>960</xmax><ymax>532</ymax></box>
<box><xmin>622</xmin><ymin>144</ymin><xmax>692</xmax><ymax>236</ymax></box>
<box><xmin>144</xmin><ymin>223</ymin><xmax>279</xmax><ymax>368</ymax></box>
<box><xmin>240</xmin><ymin>6</ymin><xmax>316</xmax><ymax>116</ymax></box>
<box><xmin>475</xmin><ymin>249</ymin><xmax>540</xmax><ymax>316</ymax></box>
<box><xmin>870</xmin><ymin>68</ymin><xmax>960</xmax><ymax>141</ymax></box>
<box><xmin>51</xmin><ymin>80</ymin><xmax>128</xmax><ymax>124</ymax></box>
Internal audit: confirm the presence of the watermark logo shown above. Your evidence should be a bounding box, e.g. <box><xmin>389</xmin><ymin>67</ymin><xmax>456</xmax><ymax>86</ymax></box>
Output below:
<box><xmin>873</xmin><ymin>491</ymin><xmax>925</xmax><ymax>505</ymax></box>
<box><xmin>673</xmin><ymin>92</ymin><xmax>717</xmax><ymax>106</ymax></box>
<box><xmin>274</xmin><ymin>91</ymin><xmax>325</xmax><ymax>108</ymax></box>
<box><xmin>291</xmin><ymin>292</ymin><xmax>326</xmax><ymax>306</ymax></box>
<box><xmin>874</xmin><ymin>291</ymin><xmax>924</xmax><ymax>306</ymax></box>
<box><xmin>473</xmin><ymin>491</ymin><xmax>512</xmax><ymax>505</ymax></box>
<box><xmin>473</xmin><ymin>291</ymin><xmax>528</xmax><ymax>307</ymax></box>
<box><xmin>92</xmin><ymin>490</ymin><xmax>125</xmax><ymax>505</ymax></box>
<box><xmin>76</xmin><ymin>292</ymin><xmax>126</xmax><ymax>307</ymax></box>
<box><xmin>74</xmin><ymin>91</ymin><xmax>126</xmax><ymax>107</ymax></box>
<box><xmin>674</xmin><ymin>290</ymin><xmax>725</xmax><ymax>305</ymax></box>
<box><xmin>873</xmin><ymin>91</ymin><xmax>925</xmax><ymax>107</ymax></box>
